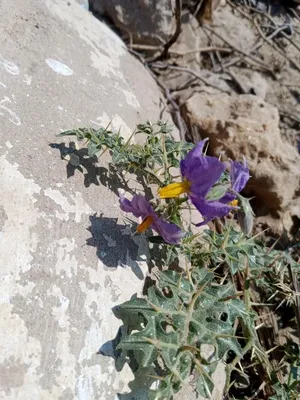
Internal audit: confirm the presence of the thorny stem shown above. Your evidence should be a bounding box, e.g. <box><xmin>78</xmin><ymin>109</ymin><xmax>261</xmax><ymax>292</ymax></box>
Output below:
<box><xmin>143</xmin><ymin>168</ymin><xmax>164</xmax><ymax>186</ymax></box>
<box><xmin>225</xmin><ymin>259</ymin><xmax>254</xmax><ymax>393</ymax></box>
<box><xmin>221</xmin><ymin>226</ymin><xmax>231</xmax><ymax>249</ymax></box>
<box><xmin>184</xmin><ymin>255</ymin><xmax>193</xmax><ymax>285</ymax></box>
<box><xmin>182</xmin><ymin>283</ymin><xmax>207</xmax><ymax>344</ymax></box>
<box><xmin>193</xmin><ymin>358</ymin><xmax>213</xmax><ymax>400</ymax></box>
<box><xmin>161</xmin><ymin>134</ymin><xmax>170</xmax><ymax>183</ymax></box>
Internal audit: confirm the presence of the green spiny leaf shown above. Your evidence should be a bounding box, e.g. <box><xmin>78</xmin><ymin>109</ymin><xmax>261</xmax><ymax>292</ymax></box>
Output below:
<box><xmin>117</xmin><ymin>316</ymin><xmax>160</xmax><ymax>367</ymax></box>
<box><xmin>116</xmin><ymin>268</ymin><xmax>248</xmax><ymax>397</ymax></box>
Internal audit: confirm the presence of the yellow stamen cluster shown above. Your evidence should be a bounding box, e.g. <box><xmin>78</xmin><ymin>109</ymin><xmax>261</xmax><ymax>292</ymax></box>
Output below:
<box><xmin>159</xmin><ymin>181</ymin><xmax>191</xmax><ymax>199</ymax></box>
<box><xmin>229</xmin><ymin>199</ymin><xmax>238</xmax><ymax>207</ymax></box>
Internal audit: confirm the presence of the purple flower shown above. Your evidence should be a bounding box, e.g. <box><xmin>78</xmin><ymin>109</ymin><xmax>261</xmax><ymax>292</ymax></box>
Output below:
<box><xmin>231</xmin><ymin>159</ymin><xmax>250</xmax><ymax>192</ymax></box>
<box><xmin>119</xmin><ymin>194</ymin><xmax>184</xmax><ymax>244</ymax></box>
<box><xmin>220</xmin><ymin>159</ymin><xmax>250</xmax><ymax>204</ymax></box>
<box><xmin>159</xmin><ymin>140</ymin><xmax>250</xmax><ymax>226</ymax></box>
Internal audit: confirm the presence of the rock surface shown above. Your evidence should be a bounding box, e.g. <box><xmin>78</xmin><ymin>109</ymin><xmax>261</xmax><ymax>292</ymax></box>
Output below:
<box><xmin>89</xmin><ymin>0</ymin><xmax>175</xmax><ymax>46</ymax></box>
<box><xmin>0</xmin><ymin>0</ymin><xmax>169</xmax><ymax>398</ymax></box>
<box><xmin>183</xmin><ymin>93</ymin><xmax>300</xmax><ymax>234</ymax></box>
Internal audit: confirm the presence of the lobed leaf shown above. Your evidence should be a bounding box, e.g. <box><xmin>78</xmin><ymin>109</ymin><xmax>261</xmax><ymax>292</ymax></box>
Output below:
<box><xmin>116</xmin><ymin>268</ymin><xmax>249</xmax><ymax>398</ymax></box>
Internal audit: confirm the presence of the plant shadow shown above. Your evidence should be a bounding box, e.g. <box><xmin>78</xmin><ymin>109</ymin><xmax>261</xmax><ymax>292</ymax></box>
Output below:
<box><xmin>49</xmin><ymin>141</ymin><xmax>153</xmax><ymax>198</ymax></box>
<box><xmin>86</xmin><ymin>213</ymin><xmax>174</xmax><ymax>279</ymax></box>
<box><xmin>52</xmin><ymin>139</ymin><xmax>177</xmax><ymax>397</ymax></box>
<box><xmin>49</xmin><ymin>142</ymin><xmax>135</xmax><ymax>195</ymax></box>
<box><xmin>86</xmin><ymin>214</ymin><xmax>147</xmax><ymax>280</ymax></box>
<box><xmin>98</xmin><ymin>299</ymin><xmax>158</xmax><ymax>400</ymax></box>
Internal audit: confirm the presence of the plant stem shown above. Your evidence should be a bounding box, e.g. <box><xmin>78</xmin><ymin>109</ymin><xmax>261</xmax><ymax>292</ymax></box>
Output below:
<box><xmin>182</xmin><ymin>283</ymin><xmax>207</xmax><ymax>344</ymax></box>
<box><xmin>144</xmin><ymin>168</ymin><xmax>164</xmax><ymax>186</ymax></box>
<box><xmin>161</xmin><ymin>134</ymin><xmax>170</xmax><ymax>183</ymax></box>
<box><xmin>225</xmin><ymin>259</ymin><xmax>254</xmax><ymax>393</ymax></box>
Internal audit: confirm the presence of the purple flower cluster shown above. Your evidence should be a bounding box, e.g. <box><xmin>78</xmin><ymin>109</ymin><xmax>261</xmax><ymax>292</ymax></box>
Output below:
<box><xmin>119</xmin><ymin>139</ymin><xmax>250</xmax><ymax>244</ymax></box>
<box><xmin>159</xmin><ymin>139</ymin><xmax>250</xmax><ymax>226</ymax></box>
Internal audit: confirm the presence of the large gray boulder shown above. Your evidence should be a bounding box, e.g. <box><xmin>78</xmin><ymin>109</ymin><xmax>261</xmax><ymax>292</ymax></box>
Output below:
<box><xmin>89</xmin><ymin>0</ymin><xmax>175</xmax><ymax>46</ymax></box>
<box><xmin>0</xmin><ymin>0</ymin><xmax>167</xmax><ymax>398</ymax></box>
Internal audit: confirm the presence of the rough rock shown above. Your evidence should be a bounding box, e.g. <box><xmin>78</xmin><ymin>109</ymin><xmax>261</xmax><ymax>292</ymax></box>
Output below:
<box><xmin>182</xmin><ymin>93</ymin><xmax>300</xmax><ymax>234</ymax></box>
<box><xmin>230</xmin><ymin>70</ymin><xmax>269</xmax><ymax>100</ymax></box>
<box><xmin>89</xmin><ymin>0</ymin><xmax>175</xmax><ymax>46</ymax></box>
<box><xmin>0</xmin><ymin>0</ymin><xmax>173</xmax><ymax>398</ymax></box>
<box><xmin>168</xmin><ymin>15</ymin><xmax>204</xmax><ymax>70</ymax></box>
<box><xmin>212</xmin><ymin>5</ymin><xmax>257</xmax><ymax>52</ymax></box>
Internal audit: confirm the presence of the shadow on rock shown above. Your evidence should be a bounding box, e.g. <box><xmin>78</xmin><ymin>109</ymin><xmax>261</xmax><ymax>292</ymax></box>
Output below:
<box><xmin>99</xmin><ymin>335</ymin><xmax>156</xmax><ymax>400</ymax></box>
<box><xmin>116</xmin><ymin>367</ymin><xmax>157</xmax><ymax>400</ymax></box>
<box><xmin>86</xmin><ymin>214</ymin><xmax>146</xmax><ymax>280</ymax></box>
<box><xmin>50</xmin><ymin>141</ymin><xmax>153</xmax><ymax>197</ymax></box>
<box><xmin>51</xmin><ymin>142</ymin><xmax>179</xmax><ymax>277</ymax></box>
<box><xmin>98</xmin><ymin>298</ymin><xmax>157</xmax><ymax>400</ymax></box>
<box><xmin>98</xmin><ymin>325</ymin><xmax>127</xmax><ymax>372</ymax></box>
<box><xmin>49</xmin><ymin>142</ymin><xmax>134</xmax><ymax>195</ymax></box>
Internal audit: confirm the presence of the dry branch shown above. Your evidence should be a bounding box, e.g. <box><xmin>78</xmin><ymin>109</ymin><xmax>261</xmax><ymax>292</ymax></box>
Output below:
<box><xmin>146</xmin><ymin>0</ymin><xmax>182</xmax><ymax>63</ymax></box>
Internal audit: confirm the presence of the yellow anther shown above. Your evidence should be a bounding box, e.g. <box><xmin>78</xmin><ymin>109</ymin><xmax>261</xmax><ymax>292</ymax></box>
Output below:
<box><xmin>159</xmin><ymin>181</ymin><xmax>191</xmax><ymax>199</ymax></box>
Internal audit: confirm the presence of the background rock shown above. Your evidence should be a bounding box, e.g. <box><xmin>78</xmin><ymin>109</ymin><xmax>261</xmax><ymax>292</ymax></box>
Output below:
<box><xmin>0</xmin><ymin>0</ymin><xmax>171</xmax><ymax>398</ymax></box>
<box><xmin>89</xmin><ymin>0</ymin><xmax>175</xmax><ymax>46</ymax></box>
<box><xmin>183</xmin><ymin>93</ymin><xmax>300</xmax><ymax>235</ymax></box>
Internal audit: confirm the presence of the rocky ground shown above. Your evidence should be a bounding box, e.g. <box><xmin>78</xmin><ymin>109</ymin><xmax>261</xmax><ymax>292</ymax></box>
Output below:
<box><xmin>89</xmin><ymin>0</ymin><xmax>300</xmax><ymax>246</ymax></box>
<box><xmin>0</xmin><ymin>0</ymin><xmax>169</xmax><ymax>398</ymax></box>
<box><xmin>87</xmin><ymin>2</ymin><xmax>300</xmax><ymax>397</ymax></box>
<box><xmin>0</xmin><ymin>0</ymin><xmax>299</xmax><ymax>399</ymax></box>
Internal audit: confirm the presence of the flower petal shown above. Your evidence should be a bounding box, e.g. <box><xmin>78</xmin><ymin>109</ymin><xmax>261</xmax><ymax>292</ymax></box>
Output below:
<box><xmin>188</xmin><ymin>156</ymin><xmax>226</xmax><ymax>197</ymax></box>
<box><xmin>230</xmin><ymin>159</ymin><xmax>250</xmax><ymax>193</ymax></box>
<box><xmin>218</xmin><ymin>192</ymin><xmax>236</xmax><ymax>204</ymax></box>
<box><xmin>190</xmin><ymin>195</ymin><xmax>233</xmax><ymax>225</ymax></box>
<box><xmin>120</xmin><ymin>194</ymin><xmax>184</xmax><ymax>244</ymax></box>
<box><xmin>153</xmin><ymin>218</ymin><xmax>184</xmax><ymax>244</ymax></box>
<box><xmin>119</xmin><ymin>194</ymin><xmax>153</xmax><ymax>219</ymax></box>
<box><xmin>180</xmin><ymin>139</ymin><xmax>208</xmax><ymax>177</ymax></box>
<box><xmin>119</xmin><ymin>195</ymin><xmax>139</xmax><ymax>216</ymax></box>
<box><xmin>131</xmin><ymin>194</ymin><xmax>154</xmax><ymax>216</ymax></box>
<box><xmin>219</xmin><ymin>160</ymin><xmax>250</xmax><ymax>204</ymax></box>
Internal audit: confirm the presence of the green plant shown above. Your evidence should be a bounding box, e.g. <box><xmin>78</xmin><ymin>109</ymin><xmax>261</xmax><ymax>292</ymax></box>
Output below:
<box><xmin>59</xmin><ymin>122</ymin><xmax>193</xmax><ymax>185</ymax></box>
<box><xmin>114</xmin><ymin>267</ymin><xmax>256</xmax><ymax>399</ymax></box>
<box><xmin>57</xmin><ymin>121</ymin><xmax>300</xmax><ymax>399</ymax></box>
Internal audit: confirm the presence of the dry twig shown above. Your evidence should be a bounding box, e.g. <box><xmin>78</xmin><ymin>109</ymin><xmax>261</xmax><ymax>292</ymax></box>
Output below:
<box><xmin>226</xmin><ymin>68</ymin><xmax>248</xmax><ymax>94</ymax></box>
<box><xmin>229</xmin><ymin>0</ymin><xmax>300</xmax><ymax>73</ymax></box>
<box><xmin>150</xmin><ymin>63</ymin><xmax>231</xmax><ymax>93</ymax></box>
<box><xmin>248</xmin><ymin>381</ymin><xmax>267</xmax><ymax>400</ymax></box>
<box><xmin>146</xmin><ymin>0</ymin><xmax>182</xmax><ymax>63</ymax></box>
<box><xmin>169</xmin><ymin>46</ymin><xmax>232</xmax><ymax>56</ymax></box>
<box><xmin>129</xmin><ymin>44</ymin><xmax>162</xmax><ymax>51</ymax></box>
<box><xmin>204</xmin><ymin>25</ymin><xmax>273</xmax><ymax>73</ymax></box>
<box><xmin>279</xmin><ymin>109</ymin><xmax>300</xmax><ymax>124</ymax></box>
<box><xmin>147</xmin><ymin>68</ymin><xmax>186</xmax><ymax>140</ymax></box>
<box><xmin>287</xmin><ymin>265</ymin><xmax>300</xmax><ymax>341</ymax></box>
<box><xmin>253</xmin><ymin>18</ymin><xmax>300</xmax><ymax>74</ymax></box>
